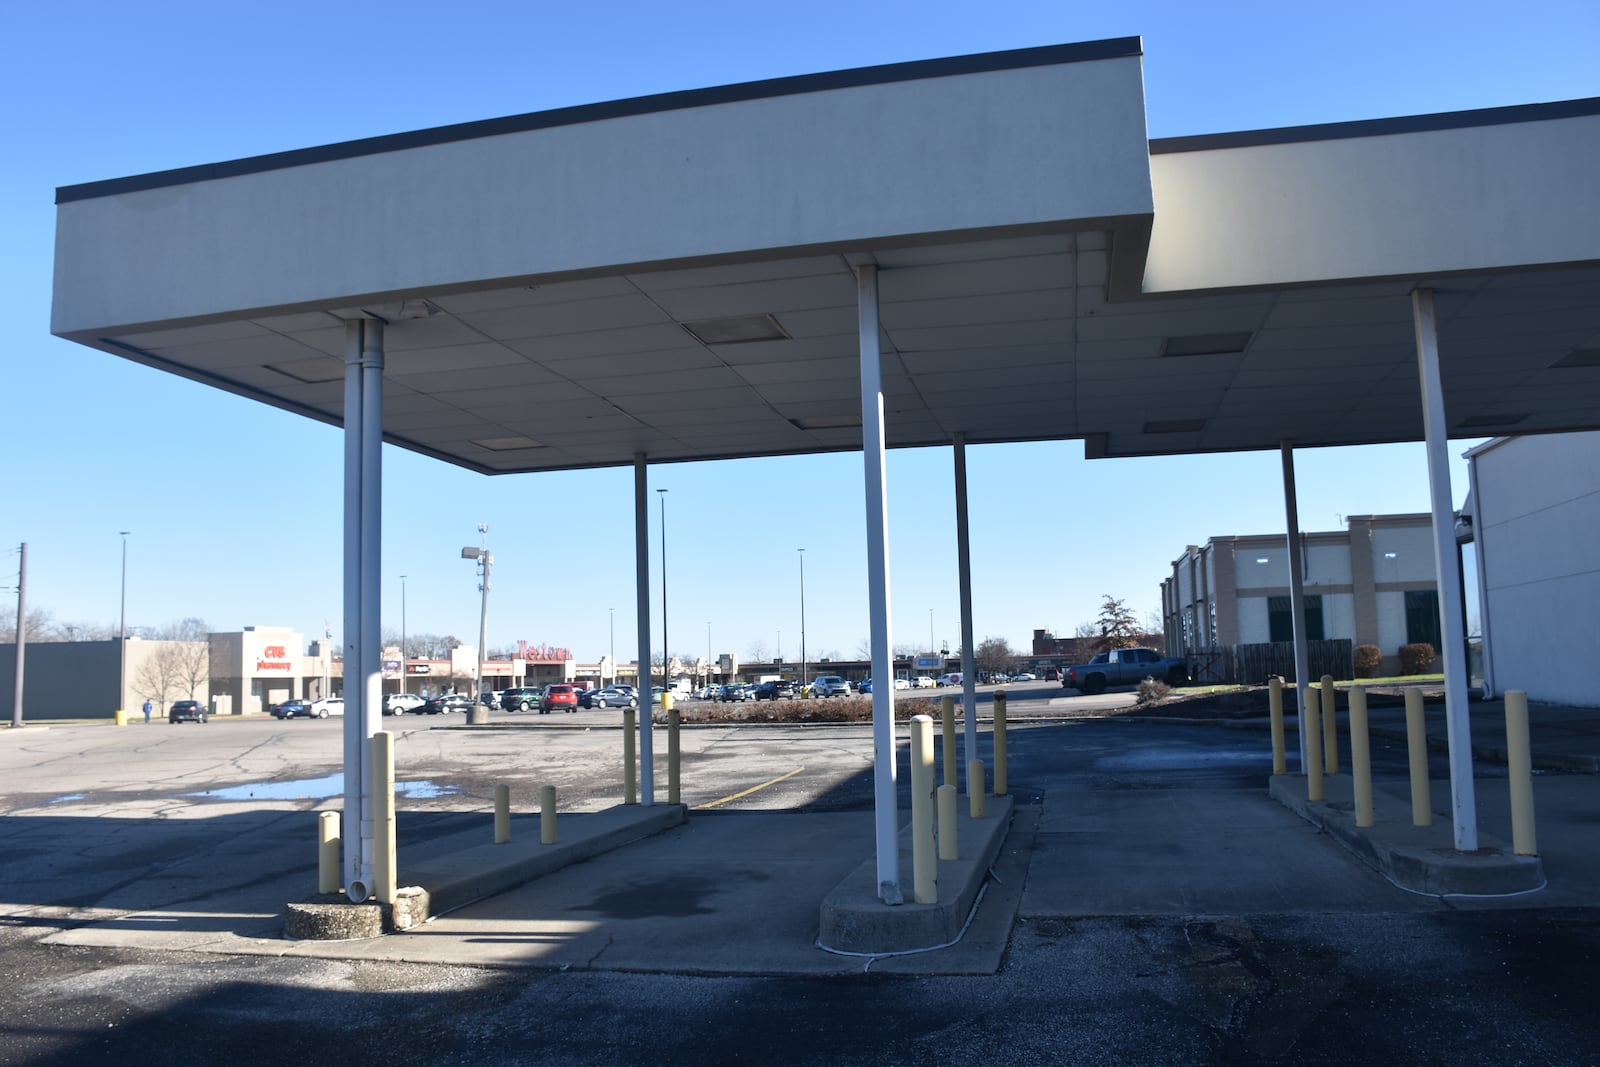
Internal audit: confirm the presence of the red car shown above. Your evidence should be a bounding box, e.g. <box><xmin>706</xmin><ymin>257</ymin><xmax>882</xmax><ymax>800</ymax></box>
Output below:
<box><xmin>539</xmin><ymin>684</ymin><xmax>579</xmax><ymax>714</ymax></box>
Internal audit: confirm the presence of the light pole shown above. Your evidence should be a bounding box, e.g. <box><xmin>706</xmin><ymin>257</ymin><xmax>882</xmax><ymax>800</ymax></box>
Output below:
<box><xmin>608</xmin><ymin>607</ymin><xmax>615</xmax><ymax>684</ymax></box>
<box><xmin>798</xmin><ymin>548</ymin><xmax>807</xmax><ymax>689</ymax></box>
<box><xmin>400</xmin><ymin>575</ymin><xmax>408</xmax><ymax>696</ymax></box>
<box><xmin>930</xmin><ymin>608</ymin><xmax>935</xmax><ymax>658</ymax></box>
<box><xmin>8</xmin><ymin>542</ymin><xmax>24</xmax><ymax>728</ymax></box>
<box><xmin>657</xmin><ymin>488</ymin><xmax>669</xmax><ymax>694</ymax></box>
<box><xmin>706</xmin><ymin>620</ymin><xmax>712</xmax><ymax>686</ymax></box>
<box><xmin>118</xmin><ymin>531</ymin><xmax>130</xmax><ymax>714</ymax></box>
<box><xmin>460</xmin><ymin>524</ymin><xmax>491</xmax><ymax>700</ymax></box>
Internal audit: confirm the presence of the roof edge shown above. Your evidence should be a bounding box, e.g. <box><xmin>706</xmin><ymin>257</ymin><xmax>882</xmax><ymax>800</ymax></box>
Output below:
<box><xmin>57</xmin><ymin>37</ymin><xmax>1142</xmax><ymax>205</ymax></box>
<box><xmin>1149</xmin><ymin>96</ymin><xmax>1600</xmax><ymax>155</ymax></box>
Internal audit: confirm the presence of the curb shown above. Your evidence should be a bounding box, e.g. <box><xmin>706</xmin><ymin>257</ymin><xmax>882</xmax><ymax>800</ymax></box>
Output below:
<box><xmin>819</xmin><ymin>796</ymin><xmax>1014</xmax><ymax>955</ymax></box>
<box><xmin>1267</xmin><ymin>775</ymin><xmax>1543</xmax><ymax>896</ymax></box>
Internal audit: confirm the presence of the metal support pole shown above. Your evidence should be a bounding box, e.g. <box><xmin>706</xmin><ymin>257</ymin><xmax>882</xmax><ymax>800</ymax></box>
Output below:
<box><xmin>1349</xmin><ymin>686</ymin><xmax>1374</xmax><ymax>828</ymax></box>
<box><xmin>953</xmin><ymin>432</ymin><xmax>979</xmax><ymax>794</ymax></box>
<box><xmin>1412</xmin><ymin>287</ymin><xmax>1479</xmax><ymax>851</ymax></box>
<box><xmin>1280</xmin><ymin>441</ymin><xmax>1313</xmax><ymax>773</ymax></box>
<box><xmin>623</xmin><ymin>707</ymin><xmax>638</xmax><ymax>805</ymax></box>
<box><xmin>118</xmin><ymin>531</ymin><xmax>129</xmax><ymax>716</ymax></box>
<box><xmin>342</xmin><ymin>319</ymin><xmax>384</xmax><ymax>901</ymax></box>
<box><xmin>857</xmin><ymin>262</ymin><xmax>901</xmax><ymax>903</ymax></box>
<box><xmin>668</xmin><ymin>705</ymin><xmax>681</xmax><ymax>805</ymax></box>
<box><xmin>633</xmin><ymin>455</ymin><xmax>654</xmax><ymax>805</ymax></box>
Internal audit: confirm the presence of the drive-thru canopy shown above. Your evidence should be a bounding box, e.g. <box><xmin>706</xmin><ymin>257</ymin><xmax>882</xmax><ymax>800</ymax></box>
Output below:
<box><xmin>53</xmin><ymin>37</ymin><xmax>1600</xmax><ymax>901</ymax></box>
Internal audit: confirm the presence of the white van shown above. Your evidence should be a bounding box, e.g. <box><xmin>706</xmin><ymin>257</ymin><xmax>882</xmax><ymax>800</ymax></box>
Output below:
<box><xmin>937</xmin><ymin>672</ymin><xmax>963</xmax><ymax>687</ymax></box>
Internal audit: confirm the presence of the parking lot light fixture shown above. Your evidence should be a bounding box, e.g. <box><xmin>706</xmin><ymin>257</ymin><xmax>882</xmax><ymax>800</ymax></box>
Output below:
<box><xmin>461</xmin><ymin>524</ymin><xmax>491</xmax><ymax>703</ymax></box>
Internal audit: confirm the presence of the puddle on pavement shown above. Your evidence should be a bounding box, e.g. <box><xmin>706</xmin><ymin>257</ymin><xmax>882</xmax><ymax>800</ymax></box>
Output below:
<box><xmin>186</xmin><ymin>775</ymin><xmax>460</xmax><ymax>801</ymax></box>
<box><xmin>45</xmin><ymin>793</ymin><xmax>86</xmax><ymax>805</ymax></box>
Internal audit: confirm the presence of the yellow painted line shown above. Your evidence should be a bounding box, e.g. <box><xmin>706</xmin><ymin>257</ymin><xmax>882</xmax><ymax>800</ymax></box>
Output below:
<box><xmin>692</xmin><ymin>767</ymin><xmax>806</xmax><ymax>810</ymax></box>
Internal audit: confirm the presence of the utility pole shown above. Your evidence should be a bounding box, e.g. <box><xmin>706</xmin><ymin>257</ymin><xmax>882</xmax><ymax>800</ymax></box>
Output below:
<box><xmin>9</xmin><ymin>543</ymin><xmax>24</xmax><ymax>728</ymax></box>
<box><xmin>798</xmin><ymin>548</ymin><xmax>807</xmax><ymax>689</ymax></box>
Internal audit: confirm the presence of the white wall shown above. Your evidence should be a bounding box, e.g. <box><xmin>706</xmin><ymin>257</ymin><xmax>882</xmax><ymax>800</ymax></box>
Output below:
<box><xmin>1475</xmin><ymin>433</ymin><xmax>1600</xmax><ymax>706</ymax></box>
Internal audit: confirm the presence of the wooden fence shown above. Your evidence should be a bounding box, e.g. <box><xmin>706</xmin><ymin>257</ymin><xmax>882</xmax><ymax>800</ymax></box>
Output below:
<box><xmin>1190</xmin><ymin>639</ymin><xmax>1354</xmax><ymax>685</ymax></box>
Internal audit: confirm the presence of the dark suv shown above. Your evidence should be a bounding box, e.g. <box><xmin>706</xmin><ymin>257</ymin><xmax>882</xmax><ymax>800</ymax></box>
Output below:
<box><xmin>752</xmin><ymin>680</ymin><xmax>796</xmax><ymax>700</ymax></box>
<box><xmin>500</xmin><ymin>687</ymin><xmax>541</xmax><ymax>712</ymax></box>
<box><xmin>168</xmin><ymin>700</ymin><xmax>207</xmax><ymax>724</ymax></box>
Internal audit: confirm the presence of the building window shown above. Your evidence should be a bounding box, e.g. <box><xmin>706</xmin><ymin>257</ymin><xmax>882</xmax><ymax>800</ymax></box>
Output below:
<box><xmin>1208</xmin><ymin>600</ymin><xmax>1217</xmax><ymax>648</ymax></box>
<box><xmin>1405</xmin><ymin>589</ymin><xmax>1441</xmax><ymax>650</ymax></box>
<box><xmin>1268</xmin><ymin>595</ymin><xmax>1323</xmax><ymax>643</ymax></box>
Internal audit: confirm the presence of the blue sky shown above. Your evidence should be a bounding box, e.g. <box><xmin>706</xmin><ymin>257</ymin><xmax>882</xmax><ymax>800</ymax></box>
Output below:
<box><xmin>5</xmin><ymin>1</ymin><xmax>1598</xmax><ymax>663</ymax></box>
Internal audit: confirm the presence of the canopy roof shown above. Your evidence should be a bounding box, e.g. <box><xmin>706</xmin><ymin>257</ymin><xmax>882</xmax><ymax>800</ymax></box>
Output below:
<box><xmin>53</xmin><ymin>38</ymin><xmax>1600</xmax><ymax>472</ymax></box>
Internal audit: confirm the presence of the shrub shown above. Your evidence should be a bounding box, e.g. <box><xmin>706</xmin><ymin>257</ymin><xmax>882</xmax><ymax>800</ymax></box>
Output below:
<box><xmin>1353</xmin><ymin>644</ymin><xmax>1383</xmax><ymax>678</ymax></box>
<box><xmin>1399</xmin><ymin>643</ymin><xmax>1436</xmax><ymax>675</ymax></box>
<box><xmin>1135</xmin><ymin>676</ymin><xmax>1172</xmax><ymax>705</ymax></box>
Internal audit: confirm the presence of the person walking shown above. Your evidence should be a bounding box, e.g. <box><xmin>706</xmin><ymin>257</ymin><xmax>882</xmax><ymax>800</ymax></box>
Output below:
<box><xmin>142</xmin><ymin>699</ymin><xmax>153</xmax><ymax>724</ymax></box>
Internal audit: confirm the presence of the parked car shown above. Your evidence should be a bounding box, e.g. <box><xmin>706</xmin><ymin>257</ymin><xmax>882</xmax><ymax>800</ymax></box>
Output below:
<box><xmin>1012</xmin><ymin>672</ymin><xmax>1037</xmax><ymax>682</ymax></box>
<box><xmin>857</xmin><ymin>678</ymin><xmax>873</xmax><ymax>694</ymax></box>
<box><xmin>385</xmin><ymin>693</ymin><xmax>426</xmax><ymax>715</ymax></box>
<box><xmin>540</xmin><ymin>684</ymin><xmax>580</xmax><ymax>713</ymax></box>
<box><xmin>499</xmin><ymin>687</ymin><xmax>541</xmax><ymax>712</ymax></box>
<box><xmin>168</xmin><ymin>699</ymin><xmax>207</xmax><ymax>724</ymax></box>
<box><xmin>913</xmin><ymin>676</ymin><xmax>936</xmax><ymax>688</ymax></box>
<box><xmin>719</xmin><ymin>683</ymin><xmax>755</xmax><ymax>702</ymax></box>
<box><xmin>589</xmin><ymin>686</ymin><xmax>639</xmax><ymax>709</ymax></box>
<box><xmin>752</xmin><ymin>680</ymin><xmax>796</xmax><ymax>700</ymax></box>
<box><xmin>937</xmin><ymin>672</ymin><xmax>963</xmax><ymax>687</ymax></box>
<box><xmin>478</xmin><ymin>691</ymin><xmax>500</xmax><ymax>709</ymax></box>
<box><xmin>811</xmin><ymin>674</ymin><xmax>852</xmax><ymax>698</ymax></box>
<box><xmin>272</xmin><ymin>698</ymin><xmax>312</xmax><ymax>719</ymax></box>
<box><xmin>893</xmin><ymin>678</ymin><xmax>911</xmax><ymax>690</ymax></box>
<box><xmin>1043</xmin><ymin>668</ymin><xmax>1060</xmax><ymax>682</ymax></box>
<box><xmin>307</xmin><ymin>697</ymin><xmax>344</xmax><ymax>718</ymax></box>
<box><xmin>423</xmin><ymin>693</ymin><xmax>474</xmax><ymax>714</ymax></box>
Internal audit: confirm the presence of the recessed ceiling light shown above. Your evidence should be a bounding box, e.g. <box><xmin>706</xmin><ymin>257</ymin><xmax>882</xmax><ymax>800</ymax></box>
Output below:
<box><xmin>266</xmin><ymin>359</ymin><xmax>344</xmax><ymax>384</ymax></box>
<box><xmin>682</xmin><ymin>314</ymin><xmax>791</xmax><ymax>346</ymax></box>
<box><xmin>1255</xmin><ymin>557</ymin><xmax>1270</xmax><ymax>564</ymax></box>
<box><xmin>1143</xmin><ymin>418</ymin><xmax>1207</xmax><ymax>434</ymax></box>
<box><xmin>1161</xmin><ymin>332</ymin><xmax>1253</xmax><ymax>358</ymax></box>
<box><xmin>471</xmin><ymin>436</ymin><xmax>543</xmax><ymax>451</ymax></box>
<box><xmin>790</xmin><ymin>415</ymin><xmax>862</xmax><ymax>431</ymax></box>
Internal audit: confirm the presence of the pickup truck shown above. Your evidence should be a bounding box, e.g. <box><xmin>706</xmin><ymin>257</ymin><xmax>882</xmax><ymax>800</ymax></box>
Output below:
<box><xmin>1060</xmin><ymin>647</ymin><xmax>1188</xmax><ymax>694</ymax></box>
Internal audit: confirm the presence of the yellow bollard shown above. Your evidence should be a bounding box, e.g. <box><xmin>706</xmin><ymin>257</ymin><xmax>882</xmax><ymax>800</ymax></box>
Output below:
<box><xmin>114</xmin><ymin>709</ymin><xmax>127</xmax><ymax>727</ymax></box>
<box><xmin>370</xmin><ymin>732</ymin><xmax>397</xmax><ymax>905</ymax></box>
<box><xmin>540</xmin><ymin>784</ymin><xmax>558</xmax><ymax>845</ymax></box>
<box><xmin>1349</xmin><ymin>686</ymin><xmax>1374</xmax><ymax>828</ymax></box>
<box><xmin>1504</xmin><ymin>691</ymin><xmax>1537</xmax><ymax>856</ymax></box>
<box><xmin>668</xmin><ymin>706</ymin><xmax>681</xmax><ymax>806</ymax></box>
<box><xmin>494</xmin><ymin>783</ymin><xmax>511</xmax><ymax>844</ymax></box>
<box><xmin>623</xmin><ymin>708</ymin><xmax>637</xmax><ymax>805</ymax></box>
<box><xmin>1321</xmin><ymin>675</ymin><xmax>1339</xmax><ymax>775</ymax></box>
<box><xmin>1305</xmin><ymin>691</ymin><xmax>1324</xmax><ymax>802</ymax></box>
<box><xmin>940</xmin><ymin>696</ymin><xmax>957</xmax><ymax>787</ymax></box>
<box><xmin>909</xmin><ymin>715</ymin><xmax>937</xmax><ymax>904</ymax></box>
<box><xmin>967</xmin><ymin>759</ymin><xmax>987</xmax><ymax>818</ymax></box>
<box><xmin>993</xmin><ymin>691</ymin><xmax>1009</xmax><ymax>796</ymax></box>
<box><xmin>1404</xmin><ymin>688</ymin><xmax>1432</xmax><ymax>827</ymax></box>
<box><xmin>317</xmin><ymin>811</ymin><xmax>340</xmax><ymax>894</ymax></box>
<box><xmin>1268</xmin><ymin>677</ymin><xmax>1287</xmax><ymax>776</ymax></box>
<box><xmin>937</xmin><ymin>783</ymin><xmax>959</xmax><ymax>861</ymax></box>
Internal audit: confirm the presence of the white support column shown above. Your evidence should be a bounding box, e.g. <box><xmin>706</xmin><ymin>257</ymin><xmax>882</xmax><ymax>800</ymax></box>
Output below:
<box><xmin>342</xmin><ymin>318</ymin><xmax>384</xmax><ymax>900</ymax></box>
<box><xmin>858</xmin><ymin>264</ymin><xmax>901</xmax><ymax>903</ymax></box>
<box><xmin>1467</xmin><ymin>455</ymin><xmax>1496</xmax><ymax>699</ymax></box>
<box><xmin>633</xmin><ymin>454</ymin><xmax>655</xmax><ymax>805</ymax></box>
<box><xmin>952</xmin><ymin>433</ymin><xmax>978</xmax><ymax>791</ymax></box>
<box><xmin>1280</xmin><ymin>441</ymin><xmax>1312</xmax><ymax>773</ymax></box>
<box><xmin>1412</xmin><ymin>287</ymin><xmax>1479</xmax><ymax>851</ymax></box>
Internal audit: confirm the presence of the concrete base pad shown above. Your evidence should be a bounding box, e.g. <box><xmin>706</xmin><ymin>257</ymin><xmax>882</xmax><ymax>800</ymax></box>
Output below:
<box><xmin>1268</xmin><ymin>775</ymin><xmax>1544</xmax><ymax>896</ymax></box>
<box><xmin>819</xmin><ymin>797</ymin><xmax>1013</xmax><ymax>955</ymax></box>
<box><xmin>283</xmin><ymin>898</ymin><xmax>384</xmax><ymax>940</ymax></box>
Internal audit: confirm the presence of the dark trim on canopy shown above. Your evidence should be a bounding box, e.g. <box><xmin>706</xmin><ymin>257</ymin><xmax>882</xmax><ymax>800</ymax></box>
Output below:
<box><xmin>1150</xmin><ymin>96</ymin><xmax>1600</xmax><ymax>154</ymax></box>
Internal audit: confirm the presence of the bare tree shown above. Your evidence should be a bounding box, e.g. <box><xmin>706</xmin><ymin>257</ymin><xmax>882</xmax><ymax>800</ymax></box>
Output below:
<box><xmin>746</xmin><ymin>640</ymin><xmax>769</xmax><ymax>662</ymax></box>
<box><xmin>1073</xmin><ymin>620</ymin><xmax>1099</xmax><ymax>639</ymax></box>
<box><xmin>0</xmin><ymin>607</ymin><xmax>58</xmax><ymax>643</ymax></box>
<box><xmin>135</xmin><ymin>646</ymin><xmax>182</xmax><ymax>711</ymax></box>
<box><xmin>855</xmin><ymin>637</ymin><xmax>873</xmax><ymax>659</ymax></box>
<box><xmin>1093</xmin><ymin>595</ymin><xmax>1141</xmax><ymax>652</ymax></box>
<box><xmin>973</xmin><ymin>636</ymin><xmax>1017</xmax><ymax>676</ymax></box>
